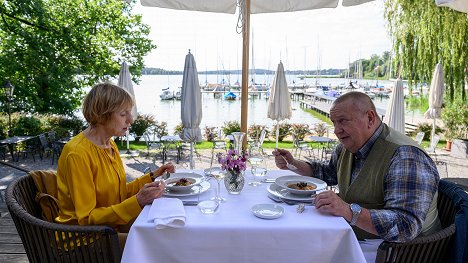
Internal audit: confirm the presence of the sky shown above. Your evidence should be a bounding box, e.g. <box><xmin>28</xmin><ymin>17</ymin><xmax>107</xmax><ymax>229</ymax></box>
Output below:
<box><xmin>132</xmin><ymin>1</ymin><xmax>392</xmax><ymax>71</ymax></box>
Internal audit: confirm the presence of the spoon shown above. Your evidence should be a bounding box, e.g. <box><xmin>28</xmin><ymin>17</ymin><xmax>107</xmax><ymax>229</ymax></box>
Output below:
<box><xmin>281</xmin><ymin>155</ymin><xmax>298</xmax><ymax>170</ymax></box>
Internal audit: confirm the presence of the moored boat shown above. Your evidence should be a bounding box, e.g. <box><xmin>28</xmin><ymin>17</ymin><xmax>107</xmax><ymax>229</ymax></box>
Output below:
<box><xmin>224</xmin><ymin>91</ymin><xmax>236</xmax><ymax>100</ymax></box>
<box><xmin>160</xmin><ymin>88</ymin><xmax>175</xmax><ymax>100</ymax></box>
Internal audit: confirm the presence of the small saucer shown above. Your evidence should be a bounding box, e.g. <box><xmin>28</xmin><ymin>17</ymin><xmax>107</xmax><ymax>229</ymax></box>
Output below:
<box><xmin>251</xmin><ymin>204</ymin><xmax>284</xmax><ymax>219</ymax></box>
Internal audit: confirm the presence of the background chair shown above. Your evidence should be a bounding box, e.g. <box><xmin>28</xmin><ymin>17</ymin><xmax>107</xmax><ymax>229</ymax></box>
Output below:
<box><xmin>143</xmin><ymin>131</ymin><xmax>164</xmax><ymax>160</ymax></box>
<box><xmin>426</xmin><ymin>134</ymin><xmax>441</xmax><ymax>154</ymax></box>
<box><xmin>375</xmin><ymin>179</ymin><xmax>468</xmax><ymax>263</ymax></box>
<box><xmin>292</xmin><ymin>134</ymin><xmax>313</xmax><ymax>160</ymax></box>
<box><xmin>415</xmin><ymin>131</ymin><xmax>425</xmax><ymax>145</ymax></box>
<box><xmin>210</xmin><ymin>140</ymin><xmax>227</xmax><ymax>168</ymax></box>
<box><xmin>249</xmin><ymin>129</ymin><xmax>267</xmax><ymax>155</ymax></box>
<box><xmin>6</xmin><ymin>172</ymin><xmax>121</xmax><ymax>263</ymax></box>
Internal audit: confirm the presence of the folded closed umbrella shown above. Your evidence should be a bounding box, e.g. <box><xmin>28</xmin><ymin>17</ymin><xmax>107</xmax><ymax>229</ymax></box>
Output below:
<box><xmin>424</xmin><ymin>63</ymin><xmax>445</xmax><ymax>142</ymax></box>
<box><xmin>267</xmin><ymin>61</ymin><xmax>292</xmax><ymax>148</ymax></box>
<box><xmin>383</xmin><ymin>78</ymin><xmax>405</xmax><ymax>134</ymax></box>
<box><xmin>180</xmin><ymin>50</ymin><xmax>202</xmax><ymax>169</ymax></box>
<box><xmin>118</xmin><ymin>61</ymin><xmax>138</xmax><ymax>153</ymax></box>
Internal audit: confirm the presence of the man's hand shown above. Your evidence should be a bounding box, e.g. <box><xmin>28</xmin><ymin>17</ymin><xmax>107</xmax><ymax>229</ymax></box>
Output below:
<box><xmin>314</xmin><ymin>190</ymin><xmax>351</xmax><ymax>220</ymax></box>
<box><xmin>272</xmin><ymin>148</ymin><xmax>294</xmax><ymax>170</ymax></box>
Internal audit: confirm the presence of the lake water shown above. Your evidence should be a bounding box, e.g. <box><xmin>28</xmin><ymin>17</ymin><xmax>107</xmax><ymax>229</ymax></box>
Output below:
<box><xmin>133</xmin><ymin>74</ymin><xmax>397</xmax><ymax>134</ymax></box>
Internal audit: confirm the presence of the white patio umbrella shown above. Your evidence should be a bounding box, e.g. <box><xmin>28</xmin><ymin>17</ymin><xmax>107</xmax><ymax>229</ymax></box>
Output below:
<box><xmin>424</xmin><ymin>63</ymin><xmax>445</xmax><ymax>143</ymax></box>
<box><xmin>118</xmin><ymin>61</ymin><xmax>138</xmax><ymax>154</ymax></box>
<box><xmin>267</xmin><ymin>61</ymin><xmax>292</xmax><ymax>148</ymax></box>
<box><xmin>436</xmin><ymin>0</ymin><xmax>468</xmax><ymax>13</ymax></box>
<box><xmin>383</xmin><ymin>78</ymin><xmax>405</xmax><ymax>134</ymax></box>
<box><xmin>139</xmin><ymin>0</ymin><xmax>374</xmax><ymax>146</ymax></box>
<box><xmin>180</xmin><ymin>50</ymin><xmax>202</xmax><ymax>169</ymax></box>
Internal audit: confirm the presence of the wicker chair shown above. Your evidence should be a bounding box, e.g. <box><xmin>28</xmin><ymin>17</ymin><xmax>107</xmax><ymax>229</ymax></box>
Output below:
<box><xmin>375</xmin><ymin>179</ymin><xmax>468</xmax><ymax>263</ymax></box>
<box><xmin>6</xmin><ymin>174</ymin><xmax>121</xmax><ymax>263</ymax></box>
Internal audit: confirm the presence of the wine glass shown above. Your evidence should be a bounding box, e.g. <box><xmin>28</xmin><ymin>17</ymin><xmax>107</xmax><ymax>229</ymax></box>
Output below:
<box><xmin>248</xmin><ymin>151</ymin><xmax>265</xmax><ymax>186</ymax></box>
<box><xmin>209</xmin><ymin>168</ymin><xmax>227</xmax><ymax>203</ymax></box>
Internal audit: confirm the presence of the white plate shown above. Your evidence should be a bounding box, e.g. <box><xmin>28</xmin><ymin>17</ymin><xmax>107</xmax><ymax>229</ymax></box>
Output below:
<box><xmin>275</xmin><ymin>175</ymin><xmax>327</xmax><ymax>195</ymax></box>
<box><xmin>267</xmin><ymin>183</ymin><xmax>316</xmax><ymax>202</ymax></box>
<box><xmin>251</xmin><ymin>204</ymin><xmax>284</xmax><ymax>219</ymax></box>
<box><xmin>163</xmin><ymin>181</ymin><xmax>210</xmax><ymax>197</ymax></box>
<box><xmin>164</xmin><ymin>172</ymin><xmax>204</xmax><ymax>192</ymax></box>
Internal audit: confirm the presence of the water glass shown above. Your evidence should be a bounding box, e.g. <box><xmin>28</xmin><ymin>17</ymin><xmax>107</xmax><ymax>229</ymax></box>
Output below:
<box><xmin>209</xmin><ymin>168</ymin><xmax>227</xmax><ymax>203</ymax></box>
<box><xmin>248</xmin><ymin>154</ymin><xmax>265</xmax><ymax>186</ymax></box>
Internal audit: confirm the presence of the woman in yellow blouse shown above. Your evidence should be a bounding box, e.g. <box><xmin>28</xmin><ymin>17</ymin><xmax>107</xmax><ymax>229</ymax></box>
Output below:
<box><xmin>56</xmin><ymin>83</ymin><xmax>175</xmax><ymax>250</ymax></box>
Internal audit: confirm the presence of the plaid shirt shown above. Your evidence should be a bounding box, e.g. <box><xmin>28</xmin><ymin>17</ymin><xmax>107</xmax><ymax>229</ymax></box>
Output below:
<box><xmin>310</xmin><ymin>123</ymin><xmax>439</xmax><ymax>242</ymax></box>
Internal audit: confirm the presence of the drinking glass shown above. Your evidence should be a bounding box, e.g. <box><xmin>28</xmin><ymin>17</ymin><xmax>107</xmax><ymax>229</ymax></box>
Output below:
<box><xmin>248</xmin><ymin>153</ymin><xmax>265</xmax><ymax>186</ymax></box>
<box><xmin>209</xmin><ymin>168</ymin><xmax>227</xmax><ymax>203</ymax></box>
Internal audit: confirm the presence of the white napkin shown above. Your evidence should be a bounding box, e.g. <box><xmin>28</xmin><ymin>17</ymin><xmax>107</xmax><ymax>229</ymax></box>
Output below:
<box><xmin>147</xmin><ymin>198</ymin><xmax>186</xmax><ymax>229</ymax></box>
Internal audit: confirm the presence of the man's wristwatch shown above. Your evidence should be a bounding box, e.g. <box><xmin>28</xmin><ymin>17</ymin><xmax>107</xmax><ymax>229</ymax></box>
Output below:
<box><xmin>349</xmin><ymin>203</ymin><xmax>362</xmax><ymax>226</ymax></box>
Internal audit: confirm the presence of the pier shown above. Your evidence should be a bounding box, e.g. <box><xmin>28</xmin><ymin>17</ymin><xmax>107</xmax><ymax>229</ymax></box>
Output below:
<box><xmin>299</xmin><ymin>97</ymin><xmax>418</xmax><ymax>134</ymax></box>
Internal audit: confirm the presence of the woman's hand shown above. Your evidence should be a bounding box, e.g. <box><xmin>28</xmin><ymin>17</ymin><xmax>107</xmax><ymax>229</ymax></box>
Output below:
<box><xmin>152</xmin><ymin>163</ymin><xmax>176</xmax><ymax>179</ymax></box>
<box><xmin>136</xmin><ymin>181</ymin><xmax>166</xmax><ymax>208</ymax></box>
<box><xmin>272</xmin><ymin>148</ymin><xmax>295</xmax><ymax>170</ymax></box>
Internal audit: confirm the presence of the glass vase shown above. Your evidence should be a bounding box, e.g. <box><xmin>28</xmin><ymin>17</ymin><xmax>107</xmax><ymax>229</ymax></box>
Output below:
<box><xmin>224</xmin><ymin>170</ymin><xmax>245</xmax><ymax>195</ymax></box>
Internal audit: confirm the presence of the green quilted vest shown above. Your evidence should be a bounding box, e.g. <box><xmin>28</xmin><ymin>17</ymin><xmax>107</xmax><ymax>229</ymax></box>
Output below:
<box><xmin>337</xmin><ymin>125</ymin><xmax>439</xmax><ymax>240</ymax></box>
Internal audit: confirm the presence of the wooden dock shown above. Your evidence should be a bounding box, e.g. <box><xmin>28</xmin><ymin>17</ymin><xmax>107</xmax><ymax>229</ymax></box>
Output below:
<box><xmin>0</xmin><ymin>212</ymin><xmax>27</xmax><ymax>262</ymax></box>
<box><xmin>300</xmin><ymin>99</ymin><xmax>418</xmax><ymax>134</ymax></box>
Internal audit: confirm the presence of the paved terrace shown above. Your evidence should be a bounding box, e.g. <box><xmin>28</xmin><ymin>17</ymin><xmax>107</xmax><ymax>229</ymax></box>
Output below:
<box><xmin>1</xmin><ymin>147</ymin><xmax>467</xmax><ymax>262</ymax></box>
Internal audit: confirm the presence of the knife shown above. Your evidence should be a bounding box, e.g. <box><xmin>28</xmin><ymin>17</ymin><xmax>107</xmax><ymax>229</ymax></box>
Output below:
<box><xmin>182</xmin><ymin>201</ymin><xmax>199</xmax><ymax>206</ymax></box>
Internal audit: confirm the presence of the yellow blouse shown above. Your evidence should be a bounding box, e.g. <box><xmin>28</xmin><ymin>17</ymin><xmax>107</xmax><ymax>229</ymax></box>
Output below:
<box><xmin>56</xmin><ymin>132</ymin><xmax>152</xmax><ymax>228</ymax></box>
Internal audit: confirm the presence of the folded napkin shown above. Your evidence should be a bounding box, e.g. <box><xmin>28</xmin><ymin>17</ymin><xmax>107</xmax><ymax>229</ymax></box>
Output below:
<box><xmin>147</xmin><ymin>198</ymin><xmax>186</xmax><ymax>229</ymax></box>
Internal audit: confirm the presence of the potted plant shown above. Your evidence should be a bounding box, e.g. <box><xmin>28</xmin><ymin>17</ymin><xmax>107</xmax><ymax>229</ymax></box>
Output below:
<box><xmin>442</xmin><ymin>101</ymin><xmax>468</xmax><ymax>158</ymax></box>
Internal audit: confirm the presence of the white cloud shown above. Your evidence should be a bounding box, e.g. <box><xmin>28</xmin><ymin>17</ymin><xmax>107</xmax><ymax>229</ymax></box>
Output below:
<box><xmin>133</xmin><ymin>1</ymin><xmax>391</xmax><ymax>71</ymax></box>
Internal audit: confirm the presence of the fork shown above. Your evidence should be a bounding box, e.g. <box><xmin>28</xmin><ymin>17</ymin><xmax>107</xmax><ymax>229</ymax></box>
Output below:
<box><xmin>159</xmin><ymin>171</ymin><xmax>171</xmax><ymax>182</ymax></box>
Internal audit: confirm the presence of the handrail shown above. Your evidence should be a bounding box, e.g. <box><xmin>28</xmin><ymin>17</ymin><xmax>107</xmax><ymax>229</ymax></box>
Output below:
<box><xmin>0</xmin><ymin>160</ymin><xmax>31</xmax><ymax>173</ymax></box>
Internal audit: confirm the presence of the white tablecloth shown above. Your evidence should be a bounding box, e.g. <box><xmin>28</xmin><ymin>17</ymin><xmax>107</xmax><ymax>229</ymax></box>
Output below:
<box><xmin>122</xmin><ymin>170</ymin><xmax>366</xmax><ymax>263</ymax></box>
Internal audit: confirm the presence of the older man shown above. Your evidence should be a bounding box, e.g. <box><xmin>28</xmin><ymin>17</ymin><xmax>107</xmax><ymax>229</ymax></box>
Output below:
<box><xmin>273</xmin><ymin>92</ymin><xmax>440</xmax><ymax>259</ymax></box>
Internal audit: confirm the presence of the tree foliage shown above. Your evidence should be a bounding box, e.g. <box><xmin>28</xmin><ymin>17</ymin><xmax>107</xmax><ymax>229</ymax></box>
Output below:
<box><xmin>384</xmin><ymin>0</ymin><xmax>468</xmax><ymax>102</ymax></box>
<box><xmin>0</xmin><ymin>0</ymin><xmax>156</xmax><ymax>115</ymax></box>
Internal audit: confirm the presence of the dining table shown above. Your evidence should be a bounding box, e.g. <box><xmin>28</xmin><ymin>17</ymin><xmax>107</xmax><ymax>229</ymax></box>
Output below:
<box><xmin>0</xmin><ymin>135</ymin><xmax>34</xmax><ymax>161</ymax></box>
<box><xmin>309</xmin><ymin>136</ymin><xmax>336</xmax><ymax>160</ymax></box>
<box><xmin>121</xmin><ymin>169</ymin><xmax>366</xmax><ymax>263</ymax></box>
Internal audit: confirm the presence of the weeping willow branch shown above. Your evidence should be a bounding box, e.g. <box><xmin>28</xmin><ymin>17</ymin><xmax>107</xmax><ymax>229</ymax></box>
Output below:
<box><xmin>384</xmin><ymin>0</ymin><xmax>468</xmax><ymax>102</ymax></box>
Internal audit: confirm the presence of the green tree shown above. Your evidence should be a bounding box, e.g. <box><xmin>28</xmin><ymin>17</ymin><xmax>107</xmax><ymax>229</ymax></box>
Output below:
<box><xmin>0</xmin><ymin>0</ymin><xmax>156</xmax><ymax>115</ymax></box>
<box><xmin>384</xmin><ymin>0</ymin><xmax>468</xmax><ymax>102</ymax></box>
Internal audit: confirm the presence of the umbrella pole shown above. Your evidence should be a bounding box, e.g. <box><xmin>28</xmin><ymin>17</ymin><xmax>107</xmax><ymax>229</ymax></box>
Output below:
<box><xmin>190</xmin><ymin>142</ymin><xmax>194</xmax><ymax>170</ymax></box>
<box><xmin>126</xmin><ymin>130</ymin><xmax>131</xmax><ymax>154</ymax></box>
<box><xmin>432</xmin><ymin>118</ymin><xmax>436</xmax><ymax>144</ymax></box>
<box><xmin>276</xmin><ymin>121</ymin><xmax>279</xmax><ymax>149</ymax></box>
<box><xmin>240</xmin><ymin>0</ymin><xmax>251</xmax><ymax>151</ymax></box>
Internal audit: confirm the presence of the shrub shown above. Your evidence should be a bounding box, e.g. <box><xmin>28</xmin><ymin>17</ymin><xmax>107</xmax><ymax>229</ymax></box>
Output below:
<box><xmin>441</xmin><ymin>101</ymin><xmax>468</xmax><ymax>140</ymax></box>
<box><xmin>130</xmin><ymin>114</ymin><xmax>156</xmax><ymax>142</ymax></box>
<box><xmin>174</xmin><ymin>123</ymin><xmax>183</xmax><ymax>135</ymax></box>
<box><xmin>12</xmin><ymin>114</ymin><xmax>43</xmax><ymax>136</ymax></box>
<box><xmin>291</xmin><ymin>124</ymin><xmax>310</xmax><ymax>140</ymax></box>
<box><xmin>46</xmin><ymin>115</ymin><xmax>85</xmax><ymax>138</ymax></box>
<box><xmin>152</xmin><ymin>121</ymin><xmax>168</xmax><ymax>139</ymax></box>
<box><xmin>415</xmin><ymin>122</ymin><xmax>443</xmax><ymax>141</ymax></box>
<box><xmin>272</xmin><ymin>123</ymin><xmax>291</xmax><ymax>142</ymax></box>
<box><xmin>313</xmin><ymin>122</ymin><xmax>328</xmax><ymax>137</ymax></box>
<box><xmin>222</xmin><ymin>120</ymin><xmax>241</xmax><ymax>136</ymax></box>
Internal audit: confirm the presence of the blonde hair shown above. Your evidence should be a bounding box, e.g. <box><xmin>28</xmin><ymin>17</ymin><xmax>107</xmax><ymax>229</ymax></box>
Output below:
<box><xmin>82</xmin><ymin>83</ymin><xmax>134</xmax><ymax>126</ymax></box>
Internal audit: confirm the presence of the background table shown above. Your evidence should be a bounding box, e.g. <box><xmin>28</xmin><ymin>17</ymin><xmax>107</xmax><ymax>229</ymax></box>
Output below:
<box><xmin>122</xmin><ymin>169</ymin><xmax>365</xmax><ymax>263</ymax></box>
<box><xmin>0</xmin><ymin>136</ymin><xmax>34</xmax><ymax>161</ymax></box>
